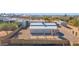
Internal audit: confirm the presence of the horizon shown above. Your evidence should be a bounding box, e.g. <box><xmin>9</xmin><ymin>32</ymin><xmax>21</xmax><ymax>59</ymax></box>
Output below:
<box><xmin>1</xmin><ymin>13</ymin><xmax>79</xmax><ymax>16</ymax></box>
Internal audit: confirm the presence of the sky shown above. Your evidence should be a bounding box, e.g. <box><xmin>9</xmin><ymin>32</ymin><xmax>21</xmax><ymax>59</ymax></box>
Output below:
<box><xmin>0</xmin><ymin>0</ymin><xmax>79</xmax><ymax>14</ymax></box>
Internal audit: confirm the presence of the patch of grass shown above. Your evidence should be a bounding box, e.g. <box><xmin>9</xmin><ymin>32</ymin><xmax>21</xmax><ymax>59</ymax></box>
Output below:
<box><xmin>0</xmin><ymin>22</ymin><xmax>18</xmax><ymax>31</ymax></box>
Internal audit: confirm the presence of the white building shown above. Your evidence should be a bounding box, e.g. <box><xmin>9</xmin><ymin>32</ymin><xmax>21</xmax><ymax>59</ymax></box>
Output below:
<box><xmin>55</xmin><ymin>20</ymin><xmax>67</xmax><ymax>26</ymax></box>
<box><xmin>29</xmin><ymin>22</ymin><xmax>59</xmax><ymax>36</ymax></box>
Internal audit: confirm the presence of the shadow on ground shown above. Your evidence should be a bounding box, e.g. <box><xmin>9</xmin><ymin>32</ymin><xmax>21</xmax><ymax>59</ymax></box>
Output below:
<box><xmin>62</xmin><ymin>25</ymin><xmax>72</xmax><ymax>29</ymax></box>
<box><xmin>58</xmin><ymin>36</ymin><xmax>67</xmax><ymax>40</ymax></box>
<box><xmin>57</xmin><ymin>32</ymin><xmax>68</xmax><ymax>40</ymax></box>
<box><xmin>31</xmin><ymin>32</ymin><xmax>64</xmax><ymax>36</ymax></box>
<box><xmin>57</xmin><ymin>32</ymin><xmax>64</xmax><ymax>36</ymax></box>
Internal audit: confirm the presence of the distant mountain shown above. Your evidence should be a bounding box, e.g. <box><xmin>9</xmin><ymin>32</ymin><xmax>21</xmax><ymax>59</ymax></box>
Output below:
<box><xmin>20</xmin><ymin>13</ymin><xmax>79</xmax><ymax>16</ymax></box>
<box><xmin>18</xmin><ymin>13</ymin><xmax>79</xmax><ymax>16</ymax></box>
<box><xmin>1</xmin><ymin>13</ymin><xmax>79</xmax><ymax>16</ymax></box>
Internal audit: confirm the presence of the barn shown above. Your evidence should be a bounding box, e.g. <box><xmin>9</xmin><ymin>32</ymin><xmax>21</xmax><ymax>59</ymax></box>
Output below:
<box><xmin>29</xmin><ymin>22</ymin><xmax>59</xmax><ymax>36</ymax></box>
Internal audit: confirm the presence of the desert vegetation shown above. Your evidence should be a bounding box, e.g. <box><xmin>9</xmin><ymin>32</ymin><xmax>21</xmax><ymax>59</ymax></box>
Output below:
<box><xmin>43</xmin><ymin>15</ymin><xmax>79</xmax><ymax>27</ymax></box>
<box><xmin>0</xmin><ymin>22</ymin><xmax>18</xmax><ymax>37</ymax></box>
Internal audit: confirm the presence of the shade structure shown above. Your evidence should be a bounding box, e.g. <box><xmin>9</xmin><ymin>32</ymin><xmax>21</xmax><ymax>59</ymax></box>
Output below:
<box><xmin>29</xmin><ymin>22</ymin><xmax>58</xmax><ymax>36</ymax></box>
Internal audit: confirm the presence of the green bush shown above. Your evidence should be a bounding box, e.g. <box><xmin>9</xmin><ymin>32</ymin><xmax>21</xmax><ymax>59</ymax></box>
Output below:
<box><xmin>0</xmin><ymin>22</ymin><xmax>18</xmax><ymax>31</ymax></box>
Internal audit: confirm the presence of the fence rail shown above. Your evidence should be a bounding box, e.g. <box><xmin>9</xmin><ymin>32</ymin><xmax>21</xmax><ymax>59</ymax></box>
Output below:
<box><xmin>4</xmin><ymin>39</ymin><xmax>70</xmax><ymax>46</ymax></box>
<box><xmin>0</xmin><ymin>26</ymin><xmax>71</xmax><ymax>46</ymax></box>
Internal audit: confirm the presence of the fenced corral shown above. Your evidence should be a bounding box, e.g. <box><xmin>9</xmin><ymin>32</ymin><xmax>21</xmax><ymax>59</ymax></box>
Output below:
<box><xmin>0</xmin><ymin>39</ymin><xmax>2</xmax><ymax>45</ymax></box>
<box><xmin>1</xmin><ymin>39</ymin><xmax>70</xmax><ymax>46</ymax></box>
<box><xmin>0</xmin><ymin>26</ymin><xmax>71</xmax><ymax>46</ymax></box>
<box><xmin>2</xmin><ymin>27</ymin><xmax>22</xmax><ymax>40</ymax></box>
<box><xmin>0</xmin><ymin>22</ymin><xmax>71</xmax><ymax>46</ymax></box>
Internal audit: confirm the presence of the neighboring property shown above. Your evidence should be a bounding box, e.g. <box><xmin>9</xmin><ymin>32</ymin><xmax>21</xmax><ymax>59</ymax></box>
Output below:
<box><xmin>55</xmin><ymin>20</ymin><xmax>67</xmax><ymax>26</ymax></box>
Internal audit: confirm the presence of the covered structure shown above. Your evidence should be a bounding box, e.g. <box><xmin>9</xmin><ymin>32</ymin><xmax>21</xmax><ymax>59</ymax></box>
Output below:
<box><xmin>29</xmin><ymin>22</ymin><xmax>59</xmax><ymax>36</ymax></box>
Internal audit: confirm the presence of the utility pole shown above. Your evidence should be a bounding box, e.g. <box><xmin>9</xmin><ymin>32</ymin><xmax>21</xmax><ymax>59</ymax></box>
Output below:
<box><xmin>29</xmin><ymin>15</ymin><xmax>31</xmax><ymax>22</ymax></box>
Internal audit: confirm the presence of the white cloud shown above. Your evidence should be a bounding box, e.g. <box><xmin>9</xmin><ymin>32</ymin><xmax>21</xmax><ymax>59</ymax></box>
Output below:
<box><xmin>0</xmin><ymin>0</ymin><xmax>79</xmax><ymax>13</ymax></box>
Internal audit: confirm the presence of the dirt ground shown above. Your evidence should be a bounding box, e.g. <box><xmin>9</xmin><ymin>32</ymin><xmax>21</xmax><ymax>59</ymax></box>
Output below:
<box><xmin>0</xmin><ymin>31</ymin><xmax>13</xmax><ymax>37</ymax></box>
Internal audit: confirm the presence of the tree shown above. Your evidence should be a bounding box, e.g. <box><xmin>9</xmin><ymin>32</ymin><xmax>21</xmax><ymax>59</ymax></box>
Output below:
<box><xmin>43</xmin><ymin>16</ymin><xmax>51</xmax><ymax>22</ymax></box>
<box><xmin>64</xmin><ymin>14</ymin><xmax>67</xmax><ymax>17</ymax></box>
<box><xmin>68</xmin><ymin>19</ymin><xmax>79</xmax><ymax>27</ymax></box>
<box><xmin>0</xmin><ymin>22</ymin><xmax>18</xmax><ymax>35</ymax></box>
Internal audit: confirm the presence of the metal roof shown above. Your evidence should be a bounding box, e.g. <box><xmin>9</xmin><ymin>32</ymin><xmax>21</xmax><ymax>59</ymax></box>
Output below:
<box><xmin>44</xmin><ymin>23</ymin><xmax>56</xmax><ymax>26</ymax></box>
<box><xmin>30</xmin><ymin>22</ymin><xmax>58</xmax><ymax>29</ymax></box>
<box><xmin>30</xmin><ymin>22</ymin><xmax>43</xmax><ymax>26</ymax></box>
<box><xmin>30</xmin><ymin>22</ymin><xmax>56</xmax><ymax>26</ymax></box>
<box><xmin>30</xmin><ymin>26</ymin><xmax>57</xmax><ymax>29</ymax></box>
